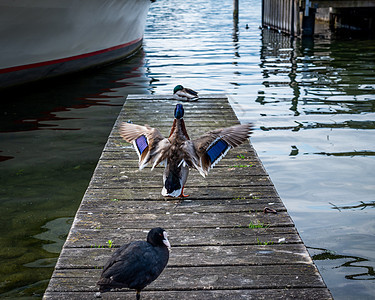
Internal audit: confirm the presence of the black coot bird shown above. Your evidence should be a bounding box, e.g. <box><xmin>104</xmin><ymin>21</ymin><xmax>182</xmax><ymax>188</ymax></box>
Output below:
<box><xmin>97</xmin><ymin>227</ymin><xmax>170</xmax><ymax>299</ymax></box>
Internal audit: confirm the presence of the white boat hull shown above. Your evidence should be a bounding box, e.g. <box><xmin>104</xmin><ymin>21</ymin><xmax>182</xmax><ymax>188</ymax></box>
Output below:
<box><xmin>0</xmin><ymin>0</ymin><xmax>151</xmax><ymax>88</ymax></box>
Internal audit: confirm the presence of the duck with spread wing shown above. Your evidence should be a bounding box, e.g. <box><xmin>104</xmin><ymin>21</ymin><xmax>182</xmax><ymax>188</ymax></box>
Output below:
<box><xmin>120</xmin><ymin>104</ymin><xmax>252</xmax><ymax>197</ymax></box>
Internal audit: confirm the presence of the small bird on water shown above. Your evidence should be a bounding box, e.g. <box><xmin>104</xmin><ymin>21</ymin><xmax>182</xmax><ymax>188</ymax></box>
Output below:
<box><xmin>120</xmin><ymin>103</ymin><xmax>253</xmax><ymax>197</ymax></box>
<box><xmin>96</xmin><ymin>227</ymin><xmax>170</xmax><ymax>299</ymax></box>
<box><xmin>173</xmin><ymin>85</ymin><xmax>199</xmax><ymax>101</ymax></box>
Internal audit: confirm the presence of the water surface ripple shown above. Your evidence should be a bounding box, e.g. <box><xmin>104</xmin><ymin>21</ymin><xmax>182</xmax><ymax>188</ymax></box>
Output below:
<box><xmin>144</xmin><ymin>1</ymin><xmax>375</xmax><ymax>299</ymax></box>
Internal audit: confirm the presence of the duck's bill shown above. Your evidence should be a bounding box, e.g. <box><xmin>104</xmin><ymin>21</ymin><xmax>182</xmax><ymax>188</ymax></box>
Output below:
<box><xmin>163</xmin><ymin>231</ymin><xmax>171</xmax><ymax>250</ymax></box>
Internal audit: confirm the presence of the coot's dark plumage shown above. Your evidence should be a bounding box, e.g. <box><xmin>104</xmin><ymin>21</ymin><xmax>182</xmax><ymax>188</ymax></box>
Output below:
<box><xmin>97</xmin><ymin>227</ymin><xmax>170</xmax><ymax>299</ymax></box>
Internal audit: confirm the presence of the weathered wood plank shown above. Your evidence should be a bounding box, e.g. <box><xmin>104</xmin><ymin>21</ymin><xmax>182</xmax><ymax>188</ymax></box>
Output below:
<box><xmin>44</xmin><ymin>288</ymin><xmax>333</xmax><ymax>300</ymax></box>
<box><xmin>102</xmin><ymin>160</ymin><xmax>260</xmax><ymax>171</ymax></box>
<box><xmin>64</xmin><ymin>227</ymin><xmax>301</xmax><ymax>247</ymax></box>
<box><xmin>73</xmin><ymin>211</ymin><xmax>294</xmax><ymax>230</ymax></box>
<box><xmin>88</xmin><ymin>150</ymin><xmax>274</xmax><ymax>190</ymax></box>
<box><xmin>104</xmin><ymin>138</ymin><xmax>254</xmax><ymax>151</ymax></box>
<box><xmin>102</xmin><ymin>148</ymin><xmax>257</xmax><ymax>159</ymax></box>
<box><xmin>99</xmin><ymin>146</ymin><xmax>257</xmax><ymax>158</ymax></box>
<box><xmin>88</xmin><ymin>175</ymin><xmax>274</xmax><ymax>189</ymax></box>
<box><xmin>74</xmin><ymin>199</ymin><xmax>285</xmax><ymax>214</ymax></box>
<box><xmin>83</xmin><ymin>186</ymin><xmax>280</xmax><ymax>200</ymax></box>
<box><xmin>46</xmin><ymin>265</ymin><xmax>326</xmax><ymax>291</ymax></box>
<box><xmin>91</xmin><ymin>164</ymin><xmax>270</xmax><ymax>175</ymax></box>
<box><xmin>56</xmin><ymin>244</ymin><xmax>311</xmax><ymax>269</ymax></box>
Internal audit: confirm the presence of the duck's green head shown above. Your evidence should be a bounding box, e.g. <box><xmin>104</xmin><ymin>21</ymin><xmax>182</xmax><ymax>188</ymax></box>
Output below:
<box><xmin>174</xmin><ymin>104</ymin><xmax>184</xmax><ymax>119</ymax></box>
<box><xmin>173</xmin><ymin>85</ymin><xmax>183</xmax><ymax>94</ymax></box>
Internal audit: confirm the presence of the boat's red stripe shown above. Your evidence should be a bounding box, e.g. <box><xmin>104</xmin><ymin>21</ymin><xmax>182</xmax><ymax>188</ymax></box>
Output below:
<box><xmin>0</xmin><ymin>38</ymin><xmax>142</xmax><ymax>74</ymax></box>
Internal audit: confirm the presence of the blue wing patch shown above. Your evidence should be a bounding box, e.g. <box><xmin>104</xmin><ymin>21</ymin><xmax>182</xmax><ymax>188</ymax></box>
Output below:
<box><xmin>135</xmin><ymin>135</ymin><xmax>148</xmax><ymax>154</ymax></box>
<box><xmin>207</xmin><ymin>139</ymin><xmax>229</xmax><ymax>164</ymax></box>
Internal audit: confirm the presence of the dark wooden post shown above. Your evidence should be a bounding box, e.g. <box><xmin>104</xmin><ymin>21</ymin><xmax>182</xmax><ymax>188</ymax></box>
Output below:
<box><xmin>233</xmin><ymin>0</ymin><xmax>239</xmax><ymax>23</ymax></box>
<box><xmin>302</xmin><ymin>0</ymin><xmax>316</xmax><ymax>36</ymax></box>
<box><xmin>291</xmin><ymin>0</ymin><xmax>295</xmax><ymax>36</ymax></box>
<box><xmin>302</xmin><ymin>8</ymin><xmax>316</xmax><ymax>36</ymax></box>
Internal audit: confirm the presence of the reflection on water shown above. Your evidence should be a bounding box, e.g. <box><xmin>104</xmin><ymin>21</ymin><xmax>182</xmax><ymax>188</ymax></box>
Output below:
<box><xmin>0</xmin><ymin>0</ymin><xmax>374</xmax><ymax>298</ymax></box>
<box><xmin>33</xmin><ymin>217</ymin><xmax>73</xmax><ymax>254</ymax></box>
<box><xmin>310</xmin><ymin>247</ymin><xmax>375</xmax><ymax>281</ymax></box>
<box><xmin>258</xmin><ymin>29</ymin><xmax>375</xmax><ymax>121</ymax></box>
<box><xmin>248</xmin><ymin>27</ymin><xmax>374</xmax><ymax>300</ymax></box>
<box><xmin>0</xmin><ymin>51</ymin><xmax>149</xmax><ymax>297</ymax></box>
<box><xmin>330</xmin><ymin>201</ymin><xmax>375</xmax><ymax>211</ymax></box>
<box><xmin>315</xmin><ymin>150</ymin><xmax>375</xmax><ymax>156</ymax></box>
<box><xmin>251</xmin><ymin>28</ymin><xmax>375</xmax><ymax>300</ymax></box>
<box><xmin>144</xmin><ymin>1</ymin><xmax>375</xmax><ymax>299</ymax></box>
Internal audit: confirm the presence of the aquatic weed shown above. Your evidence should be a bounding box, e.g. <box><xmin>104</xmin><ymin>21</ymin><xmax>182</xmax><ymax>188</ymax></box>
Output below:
<box><xmin>257</xmin><ymin>238</ymin><xmax>274</xmax><ymax>245</ymax></box>
<box><xmin>231</xmin><ymin>164</ymin><xmax>253</xmax><ymax>168</ymax></box>
<box><xmin>248</xmin><ymin>221</ymin><xmax>270</xmax><ymax>229</ymax></box>
<box><xmin>16</xmin><ymin>169</ymin><xmax>25</xmax><ymax>176</ymax></box>
<box><xmin>233</xmin><ymin>196</ymin><xmax>246</xmax><ymax>200</ymax></box>
<box><xmin>92</xmin><ymin>240</ymin><xmax>114</xmax><ymax>248</ymax></box>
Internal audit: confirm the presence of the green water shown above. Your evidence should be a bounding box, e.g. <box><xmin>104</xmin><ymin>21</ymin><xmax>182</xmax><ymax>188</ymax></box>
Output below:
<box><xmin>0</xmin><ymin>0</ymin><xmax>375</xmax><ymax>298</ymax></box>
<box><xmin>0</xmin><ymin>55</ymin><xmax>148</xmax><ymax>297</ymax></box>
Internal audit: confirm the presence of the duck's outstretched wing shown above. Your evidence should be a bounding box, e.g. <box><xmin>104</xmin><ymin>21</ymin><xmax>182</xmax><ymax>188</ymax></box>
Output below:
<box><xmin>183</xmin><ymin>123</ymin><xmax>253</xmax><ymax>177</ymax></box>
<box><xmin>120</xmin><ymin>122</ymin><xmax>170</xmax><ymax>170</ymax></box>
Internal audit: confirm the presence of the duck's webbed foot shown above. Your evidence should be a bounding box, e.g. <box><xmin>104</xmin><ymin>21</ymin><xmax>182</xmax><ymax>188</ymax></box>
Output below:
<box><xmin>178</xmin><ymin>186</ymin><xmax>189</xmax><ymax>198</ymax></box>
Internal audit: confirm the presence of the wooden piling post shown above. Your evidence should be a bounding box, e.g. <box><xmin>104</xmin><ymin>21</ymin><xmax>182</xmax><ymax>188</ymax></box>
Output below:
<box><xmin>233</xmin><ymin>0</ymin><xmax>239</xmax><ymax>23</ymax></box>
<box><xmin>291</xmin><ymin>0</ymin><xmax>295</xmax><ymax>36</ymax></box>
<box><xmin>302</xmin><ymin>7</ymin><xmax>316</xmax><ymax>36</ymax></box>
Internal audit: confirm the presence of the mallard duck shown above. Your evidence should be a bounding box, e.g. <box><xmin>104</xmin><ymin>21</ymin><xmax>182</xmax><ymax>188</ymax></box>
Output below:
<box><xmin>173</xmin><ymin>85</ymin><xmax>198</xmax><ymax>101</ymax></box>
<box><xmin>120</xmin><ymin>104</ymin><xmax>252</xmax><ymax>197</ymax></box>
<box><xmin>97</xmin><ymin>227</ymin><xmax>170</xmax><ymax>300</ymax></box>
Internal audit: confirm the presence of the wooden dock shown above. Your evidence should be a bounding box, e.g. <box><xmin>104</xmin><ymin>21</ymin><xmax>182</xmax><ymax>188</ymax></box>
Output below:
<box><xmin>44</xmin><ymin>94</ymin><xmax>332</xmax><ymax>299</ymax></box>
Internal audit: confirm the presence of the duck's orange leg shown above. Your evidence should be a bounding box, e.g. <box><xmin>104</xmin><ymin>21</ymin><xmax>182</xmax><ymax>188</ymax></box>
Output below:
<box><xmin>179</xmin><ymin>186</ymin><xmax>189</xmax><ymax>198</ymax></box>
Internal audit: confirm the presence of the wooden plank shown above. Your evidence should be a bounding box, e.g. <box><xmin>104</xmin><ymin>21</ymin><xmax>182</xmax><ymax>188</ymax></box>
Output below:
<box><xmin>72</xmin><ymin>211</ymin><xmax>295</xmax><ymax>230</ymax></box>
<box><xmin>64</xmin><ymin>227</ymin><xmax>301</xmax><ymax>248</ymax></box>
<box><xmin>56</xmin><ymin>244</ymin><xmax>312</xmax><ymax>268</ymax></box>
<box><xmin>46</xmin><ymin>265</ymin><xmax>326</xmax><ymax>291</ymax></box>
<box><xmin>93</xmin><ymin>165</ymin><xmax>268</xmax><ymax>177</ymax></box>
<box><xmin>88</xmin><ymin>175</ymin><xmax>275</xmax><ymax>189</ymax></box>
<box><xmin>83</xmin><ymin>186</ymin><xmax>280</xmax><ymax>200</ymax></box>
<box><xmin>44</xmin><ymin>288</ymin><xmax>333</xmax><ymax>300</ymax></box>
<box><xmin>73</xmin><ymin>199</ymin><xmax>286</xmax><ymax>214</ymax></box>
<box><xmin>102</xmin><ymin>145</ymin><xmax>256</xmax><ymax>156</ymax></box>
<box><xmin>44</xmin><ymin>94</ymin><xmax>331</xmax><ymax>299</ymax></box>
